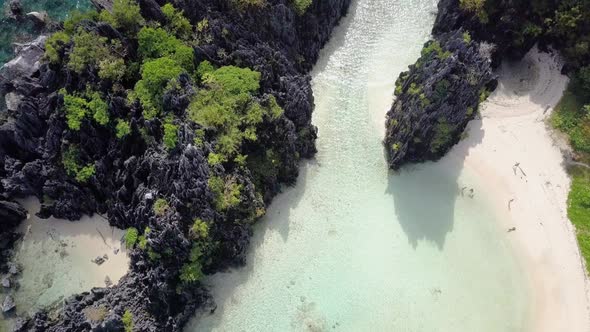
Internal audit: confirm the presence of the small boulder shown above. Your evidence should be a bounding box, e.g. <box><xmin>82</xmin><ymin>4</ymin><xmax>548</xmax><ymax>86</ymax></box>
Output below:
<box><xmin>25</xmin><ymin>11</ymin><xmax>48</xmax><ymax>27</ymax></box>
<box><xmin>104</xmin><ymin>276</ymin><xmax>112</xmax><ymax>287</ymax></box>
<box><xmin>113</xmin><ymin>248</ymin><xmax>119</xmax><ymax>255</ymax></box>
<box><xmin>5</xmin><ymin>92</ymin><xmax>23</xmax><ymax>111</ymax></box>
<box><xmin>91</xmin><ymin>256</ymin><xmax>105</xmax><ymax>265</ymax></box>
<box><xmin>1</xmin><ymin>276</ymin><xmax>10</xmax><ymax>288</ymax></box>
<box><xmin>9</xmin><ymin>0</ymin><xmax>23</xmax><ymax>18</ymax></box>
<box><xmin>2</xmin><ymin>295</ymin><xmax>15</xmax><ymax>313</ymax></box>
<box><xmin>7</xmin><ymin>262</ymin><xmax>20</xmax><ymax>275</ymax></box>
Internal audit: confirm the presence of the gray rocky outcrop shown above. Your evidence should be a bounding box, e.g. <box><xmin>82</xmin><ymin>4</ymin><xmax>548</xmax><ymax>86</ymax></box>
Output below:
<box><xmin>2</xmin><ymin>294</ymin><xmax>15</xmax><ymax>313</ymax></box>
<box><xmin>384</xmin><ymin>30</ymin><xmax>495</xmax><ymax>169</ymax></box>
<box><xmin>0</xmin><ymin>0</ymin><xmax>351</xmax><ymax>330</ymax></box>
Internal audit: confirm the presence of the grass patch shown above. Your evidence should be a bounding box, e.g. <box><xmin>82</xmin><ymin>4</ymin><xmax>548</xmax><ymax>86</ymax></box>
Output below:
<box><xmin>568</xmin><ymin>168</ymin><xmax>590</xmax><ymax>274</ymax></box>
<box><xmin>551</xmin><ymin>85</ymin><xmax>590</xmax><ymax>155</ymax></box>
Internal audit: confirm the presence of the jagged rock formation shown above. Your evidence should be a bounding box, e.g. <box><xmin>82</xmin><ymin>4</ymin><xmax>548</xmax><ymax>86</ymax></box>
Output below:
<box><xmin>0</xmin><ymin>0</ymin><xmax>350</xmax><ymax>331</ymax></box>
<box><xmin>385</xmin><ymin>0</ymin><xmax>590</xmax><ymax>169</ymax></box>
<box><xmin>384</xmin><ymin>30</ymin><xmax>495</xmax><ymax>169</ymax></box>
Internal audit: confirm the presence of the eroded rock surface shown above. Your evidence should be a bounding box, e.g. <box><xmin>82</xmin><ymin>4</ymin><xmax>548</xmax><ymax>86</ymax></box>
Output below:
<box><xmin>384</xmin><ymin>30</ymin><xmax>495</xmax><ymax>169</ymax></box>
<box><xmin>0</xmin><ymin>0</ymin><xmax>351</xmax><ymax>330</ymax></box>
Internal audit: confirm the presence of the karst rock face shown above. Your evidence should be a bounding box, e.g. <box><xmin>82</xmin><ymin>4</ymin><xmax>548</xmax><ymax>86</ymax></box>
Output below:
<box><xmin>0</xmin><ymin>0</ymin><xmax>351</xmax><ymax>330</ymax></box>
<box><xmin>384</xmin><ymin>30</ymin><xmax>495</xmax><ymax>169</ymax></box>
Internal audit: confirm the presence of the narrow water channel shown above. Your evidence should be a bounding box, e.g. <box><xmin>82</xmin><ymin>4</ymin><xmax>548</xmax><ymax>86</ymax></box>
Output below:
<box><xmin>187</xmin><ymin>0</ymin><xmax>528</xmax><ymax>331</ymax></box>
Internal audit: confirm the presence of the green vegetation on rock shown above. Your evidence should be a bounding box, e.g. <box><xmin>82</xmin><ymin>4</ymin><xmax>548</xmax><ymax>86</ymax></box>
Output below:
<box><xmin>122</xmin><ymin>309</ymin><xmax>134</xmax><ymax>332</ymax></box>
<box><xmin>45</xmin><ymin>32</ymin><xmax>70</xmax><ymax>64</ymax></box>
<box><xmin>421</xmin><ymin>40</ymin><xmax>452</xmax><ymax>60</ymax></box>
<box><xmin>293</xmin><ymin>0</ymin><xmax>313</xmax><ymax>15</ymax></box>
<box><xmin>68</xmin><ymin>30</ymin><xmax>111</xmax><ymax>74</ymax></box>
<box><xmin>430</xmin><ymin>119</ymin><xmax>455</xmax><ymax>153</ymax></box>
<box><xmin>189</xmin><ymin>64</ymin><xmax>282</xmax><ymax>162</ymax></box>
<box><xmin>60</xmin><ymin>89</ymin><xmax>109</xmax><ymax>130</ymax></box>
<box><xmin>137</xmin><ymin>227</ymin><xmax>151</xmax><ymax>250</ymax></box>
<box><xmin>163</xmin><ymin>122</ymin><xmax>179</xmax><ymax>150</ymax></box>
<box><xmin>190</xmin><ymin>219</ymin><xmax>209</xmax><ymax>239</ymax></box>
<box><xmin>116</xmin><ymin>119</ymin><xmax>131</xmax><ymax>138</ymax></box>
<box><xmin>161</xmin><ymin>4</ymin><xmax>192</xmax><ymax>40</ymax></box>
<box><xmin>153</xmin><ymin>198</ymin><xmax>170</xmax><ymax>216</ymax></box>
<box><xmin>208</xmin><ymin>176</ymin><xmax>242</xmax><ymax>211</ymax></box>
<box><xmin>179</xmin><ymin>244</ymin><xmax>204</xmax><ymax>283</ymax></box>
<box><xmin>233</xmin><ymin>0</ymin><xmax>266</xmax><ymax>10</ymax></box>
<box><xmin>62</xmin><ymin>146</ymin><xmax>96</xmax><ymax>183</ymax></box>
<box><xmin>99</xmin><ymin>0</ymin><xmax>144</xmax><ymax>35</ymax></box>
<box><xmin>459</xmin><ymin>0</ymin><xmax>487</xmax><ymax>23</ymax></box>
<box><xmin>125</xmin><ymin>227</ymin><xmax>139</xmax><ymax>248</ymax></box>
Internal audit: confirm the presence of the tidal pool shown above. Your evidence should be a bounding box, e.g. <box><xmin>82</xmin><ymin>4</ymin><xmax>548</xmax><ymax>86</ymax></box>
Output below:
<box><xmin>187</xmin><ymin>0</ymin><xmax>528</xmax><ymax>331</ymax></box>
<box><xmin>1</xmin><ymin>199</ymin><xmax>128</xmax><ymax>331</ymax></box>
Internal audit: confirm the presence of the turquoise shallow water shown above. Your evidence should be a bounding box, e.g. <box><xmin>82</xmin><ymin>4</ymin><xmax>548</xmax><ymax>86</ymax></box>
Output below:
<box><xmin>187</xmin><ymin>0</ymin><xmax>528</xmax><ymax>331</ymax></box>
<box><xmin>0</xmin><ymin>0</ymin><xmax>90</xmax><ymax>65</ymax></box>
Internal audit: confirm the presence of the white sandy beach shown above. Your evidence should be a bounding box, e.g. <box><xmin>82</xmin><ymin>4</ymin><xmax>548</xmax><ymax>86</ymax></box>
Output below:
<box><xmin>447</xmin><ymin>47</ymin><xmax>590</xmax><ymax>331</ymax></box>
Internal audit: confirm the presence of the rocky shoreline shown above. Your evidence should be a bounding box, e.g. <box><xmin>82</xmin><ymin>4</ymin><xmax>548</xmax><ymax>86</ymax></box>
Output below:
<box><xmin>0</xmin><ymin>0</ymin><xmax>350</xmax><ymax>330</ymax></box>
<box><xmin>384</xmin><ymin>29</ymin><xmax>495</xmax><ymax>169</ymax></box>
<box><xmin>384</xmin><ymin>0</ymin><xmax>590</xmax><ymax>169</ymax></box>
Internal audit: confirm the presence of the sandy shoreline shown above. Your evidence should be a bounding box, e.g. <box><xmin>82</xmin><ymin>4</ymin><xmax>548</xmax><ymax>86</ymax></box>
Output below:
<box><xmin>446</xmin><ymin>47</ymin><xmax>590</xmax><ymax>331</ymax></box>
<box><xmin>9</xmin><ymin>198</ymin><xmax>129</xmax><ymax>317</ymax></box>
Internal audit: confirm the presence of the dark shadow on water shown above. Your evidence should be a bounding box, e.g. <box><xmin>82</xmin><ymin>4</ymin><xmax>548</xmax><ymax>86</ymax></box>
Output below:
<box><xmin>185</xmin><ymin>159</ymin><xmax>316</xmax><ymax>331</ymax></box>
<box><xmin>387</xmin><ymin>49</ymin><xmax>556</xmax><ymax>250</ymax></box>
<box><xmin>386</xmin><ymin>118</ymin><xmax>484</xmax><ymax>250</ymax></box>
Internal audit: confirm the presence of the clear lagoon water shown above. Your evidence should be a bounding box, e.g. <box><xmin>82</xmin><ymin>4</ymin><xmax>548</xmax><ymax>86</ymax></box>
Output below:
<box><xmin>0</xmin><ymin>199</ymin><xmax>128</xmax><ymax>331</ymax></box>
<box><xmin>0</xmin><ymin>0</ymin><xmax>90</xmax><ymax>65</ymax></box>
<box><xmin>187</xmin><ymin>0</ymin><xmax>528</xmax><ymax>331</ymax></box>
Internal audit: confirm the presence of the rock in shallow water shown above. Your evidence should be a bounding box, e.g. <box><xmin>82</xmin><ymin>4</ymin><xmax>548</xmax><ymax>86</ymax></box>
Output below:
<box><xmin>104</xmin><ymin>276</ymin><xmax>112</xmax><ymax>287</ymax></box>
<box><xmin>2</xmin><ymin>294</ymin><xmax>15</xmax><ymax>313</ymax></box>
<box><xmin>1</xmin><ymin>275</ymin><xmax>10</xmax><ymax>288</ymax></box>
<box><xmin>384</xmin><ymin>29</ymin><xmax>495</xmax><ymax>169</ymax></box>
<box><xmin>25</xmin><ymin>11</ymin><xmax>49</xmax><ymax>27</ymax></box>
<box><xmin>7</xmin><ymin>262</ymin><xmax>20</xmax><ymax>275</ymax></box>
<box><xmin>92</xmin><ymin>256</ymin><xmax>106</xmax><ymax>265</ymax></box>
<box><xmin>8</xmin><ymin>0</ymin><xmax>23</xmax><ymax>18</ymax></box>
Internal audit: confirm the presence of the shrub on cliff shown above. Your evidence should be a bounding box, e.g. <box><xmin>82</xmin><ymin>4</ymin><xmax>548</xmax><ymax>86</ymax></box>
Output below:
<box><xmin>189</xmin><ymin>65</ymin><xmax>284</xmax><ymax>162</ymax></box>
<box><xmin>163</xmin><ymin>122</ymin><xmax>178</xmax><ymax>150</ymax></box>
<box><xmin>68</xmin><ymin>30</ymin><xmax>112</xmax><ymax>74</ymax></box>
<box><xmin>122</xmin><ymin>309</ymin><xmax>134</xmax><ymax>332</ymax></box>
<box><xmin>99</xmin><ymin>58</ymin><xmax>127</xmax><ymax>82</ymax></box>
<box><xmin>137</xmin><ymin>27</ymin><xmax>194</xmax><ymax>72</ymax></box>
<box><xmin>99</xmin><ymin>0</ymin><xmax>144</xmax><ymax>35</ymax></box>
<box><xmin>153</xmin><ymin>198</ymin><xmax>170</xmax><ymax>216</ymax></box>
<box><xmin>293</xmin><ymin>0</ymin><xmax>313</xmax><ymax>15</ymax></box>
<box><xmin>44</xmin><ymin>32</ymin><xmax>70</xmax><ymax>64</ymax></box>
<box><xmin>161</xmin><ymin>4</ymin><xmax>192</xmax><ymax>40</ymax></box>
<box><xmin>131</xmin><ymin>57</ymin><xmax>184</xmax><ymax>119</ymax></box>
<box><xmin>61</xmin><ymin>89</ymin><xmax>110</xmax><ymax>130</ymax></box>
<box><xmin>208</xmin><ymin>176</ymin><xmax>242</xmax><ymax>211</ymax></box>
<box><xmin>459</xmin><ymin>0</ymin><xmax>487</xmax><ymax>23</ymax></box>
<box><xmin>116</xmin><ymin>119</ymin><xmax>131</xmax><ymax>138</ymax></box>
<box><xmin>125</xmin><ymin>228</ymin><xmax>139</xmax><ymax>248</ymax></box>
<box><xmin>190</xmin><ymin>219</ymin><xmax>209</xmax><ymax>239</ymax></box>
<box><xmin>233</xmin><ymin>0</ymin><xmax>265</xmax><ymax>10</ymax></box>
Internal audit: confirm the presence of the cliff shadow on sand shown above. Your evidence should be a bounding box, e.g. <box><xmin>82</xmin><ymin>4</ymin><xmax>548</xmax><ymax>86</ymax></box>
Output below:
<box><xmin>387</xmin><ymin>47</ymin><xmax>552</xmax><ymax>250</ymax></box>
